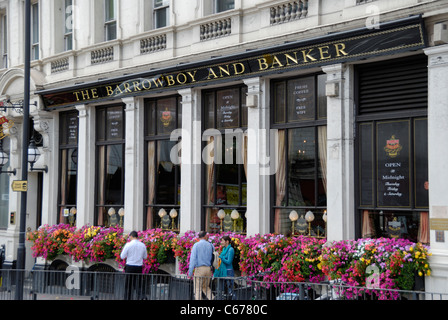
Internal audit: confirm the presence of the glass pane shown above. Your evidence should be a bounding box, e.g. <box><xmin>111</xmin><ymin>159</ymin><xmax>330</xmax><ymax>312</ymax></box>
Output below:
<box><xmin>217</xmin><ymin>0</ymin><xmax>234</xmax><ymax>12</ymax></box>
<box><xmin>157</xmin><ymin>97</ymin><xmax>177</xmax><ymax>135</ymax></box>
<box><xmin>288</xmin><ymin>127</ymin><xmax>316</xmax><ymax>206</ymax></box>
<box><xmin>105</xmin><ymin>0</ymin><xmax>116</xmax><ymax>21</ymax></box>
<box><xmin>105</xmin><ymin>144</ymin><xmax>123</xmax><ymax>205</ymax></box>
<box><xmin>241</xmin><ymin>86</ymin><xmax>248</xmax><ymax>127</ymax></box>
<box><xmin>414</xmin><ymin>118</ymin><xmax>428</xmax><ymax>208</ymax></box>
<box><xmin>274</xmin><ymin>82</ymin><xmax>286</xmax><ymax>124</ymax></box>
<box><xmin>204</xmin><ymin>92</ymin><xmax>215</xmax><ymax>129</ymax></box>
<box><xmin>66</xmin><ymin>148</ymin><xmax>78</xmax><ymax>205</ymax></box>
<box><xmin>287</xmin><ymin>76</ymin><xmax>315</xmax><ymax>122</ymax></box>
<box><xmin>105</xmin><ymin>22</ymin><xmax>117</xmax><ymax>41</ymax></box>
<box><xmin>145</xmin><ymin>100</ymin><xmax>156</xmax><ymax>136</ymax></box>
<box><xmin>317</xmin><ymin>74</ymin><xmax>327</xmax><ymax>119</ymax></box>
<box><xmin>65</xmin><ymin>0</ymin><xmax>73</xmax><ymax>33</ymax></box>
<box><xmin>97</xmin><ymin>108</ymin><xmax>106</xmax><ymax>141</ymax></box>
<box><xmin>32</xmin><ymin>4</ymin><xmax>39</xmax><ymax>44</ymax></box>
<box><xmin>106</xmin><ymin>106</ymin><xmax>123</xmax><ymax>140</ymax></box>
<box><xmin>359</xmin><ymin>123</ymin><xmax>374</xmax><ymax>206</ymax></box>
<box><xmin>376</xmin><ymin>120</ymin><xmax>410</xmax><ymax>208</ymax></box>
<box><xmin>154</xmin><ymin>0</ymin><xmax>169</xmax><ymax>8</ymax></box>
<box><xmin>155</xmin><ymin>7</ymin><xmax>168</xmax><ymax>29</ymax></box>
<box><xmin>217</xmin><ymin>88</ymin><xmax>239</xmax><ymax>129</ymax></box>
<box><xmin>177</xmin><ymin>98</ymin><xmax>182</xmax><ymax>129</ymax></box>
<box><xmin>156</xmin><ymin>140</ymin><xmax>178</xmax><ymax>204</ymax></box>
<box><xmin>216</xmin><ymin>138</ymin><xmax>240</xmax><ymax>205</ymax></box>
<box><xmin>317</xmin><ymin>126</ymin><xmax>327</xmax><ymax>206</ymax></box>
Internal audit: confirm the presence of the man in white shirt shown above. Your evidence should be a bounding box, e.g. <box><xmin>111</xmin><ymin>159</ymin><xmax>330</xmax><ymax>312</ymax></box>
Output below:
<box><xmin>120</xmin><ymin>231</ymin><xmax>147</xmax><ymax>299</ymax></box>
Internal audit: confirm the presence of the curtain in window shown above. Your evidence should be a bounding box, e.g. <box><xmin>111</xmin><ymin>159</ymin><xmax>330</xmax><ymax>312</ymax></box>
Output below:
<box><xmin>205</xmin><ymin>136</ymin><xmax>215</xmax><ymax>229</ymax></box>
<box><xmin>418</xmin><ymin>211</ymin><xmax>429</xmax><ymax>244</ymax></box>
<box><xmin>274</xmin><ymin>130</ymin><xmax>286</xmax><ymax>234</ymax></box>
<box><xmin>318</xmin><ymin>126</ymin><xmax>327</xmax><ymax>193</ymax></box>
<box><xmin>362</xmin><ymin>210</ymin><xmax>375</xmax><ymax>238</ymax></box>
<box><xmin>146</xmin><ymin>141</ymin><xmax>156</xmax><ymax>229</ymax></box>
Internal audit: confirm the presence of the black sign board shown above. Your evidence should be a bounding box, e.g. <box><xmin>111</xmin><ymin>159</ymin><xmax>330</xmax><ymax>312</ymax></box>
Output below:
<box><xmin>38</xmin><ymin>16</ymin><xmax>427</xmax><ymax>109</ymax></box>
<box><xmin>377</xmin><ymin>120</ymin><xmax>410</xmax><ymax>207</ymax></box>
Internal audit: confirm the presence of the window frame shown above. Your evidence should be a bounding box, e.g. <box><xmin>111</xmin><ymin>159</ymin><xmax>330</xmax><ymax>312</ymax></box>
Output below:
<box><xmin>94</xmin><ymin>104</ymin><xmax>126</xmax><ymax>227</ymax></box>
<box><xmin>201</xmin><ymin>84</ymin><xmax>248</xmax><ymax>234</ymax></box>
<box><xmin>144</xmin><ymin>95</ymin><xmax>182</xmax><ymax>231</ymax></box>
<box><xmin>153</xmin><ymin>0</ymin><xmax>169</xmax><ymax>29</ymax></box>
<box><xmin>57</xmin><ymin>110</ymin><xmax>79</xmax><ymax>225</ymax></box>
<box><xmin>31</xmin><ymin>2</ymin><xmax>39</xmax><ymax>60</ymax></box>
<box><xmin>104</xmin><ymin>0</ymin><xmax>117</xmax><ymax>41</ymax></box>
<box><xmin>270</xmin><ymin>73</ymin><xmax>328</xmax><ymax>237</ymax></box>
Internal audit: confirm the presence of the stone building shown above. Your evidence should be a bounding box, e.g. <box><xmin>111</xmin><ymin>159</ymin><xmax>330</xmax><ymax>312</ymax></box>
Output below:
<box><xmin>0</xmin><ymin>0</ymin><xmax>448</xmax><ymax>294</ymax></box>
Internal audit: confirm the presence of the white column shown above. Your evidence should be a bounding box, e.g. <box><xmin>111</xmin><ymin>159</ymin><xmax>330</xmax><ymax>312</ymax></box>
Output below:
<box><xmin>178</xmin><ymin>88</ymin><xmax>202</xmax><ymax>234</ymax></box>
<box><xmin>32</xmin><ymin>111</ymin><xmax>57</xmax><ymax>226</ymax></box>
<box><xmin>75</xmin><ymin>104</ymin><xmax>95</xmax><ymax>228</ymax></box>
<box><xmin>122</xmin><ymin>97</ymin><xmax>144</xmax><ymax>233</ymax></box>
<box><xmin>424</xmin><ymin>45</ymin><xmax>448</xmax><ymax>294</ymax></box>
<box><xmin>243</xmin><ymin>77</ymin><xmax>270</xmax><ymax>236</ymax></box>
<box><xmin>322</xmin><ymin>63</ymin><xmax>355</xmax><ymax>241</ymax></box>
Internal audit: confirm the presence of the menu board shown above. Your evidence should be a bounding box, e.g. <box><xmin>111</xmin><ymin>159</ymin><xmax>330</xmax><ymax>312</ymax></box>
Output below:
<box><xmin>377</xmin><ymin>120</ymin><xmax>410</xmax><ymax>207</ymax></box>
<box><xmin>106</xmin><ymin>108</ymin><xmax>123</xmax><ymax>140</ymax></box>
<box><xmin>217</xmin><ymin>89</ymin><xmax>239</xmax><ymax>129</ymax></box>
<box><xmin>66</xmin><ymin>113</ymin><xmax>78</xmax><ymax>145</ymax></box>
<box><xmin>288</xmin><ymin>76</ymin><xmax>315</xmax><ymax>122</ymax></box>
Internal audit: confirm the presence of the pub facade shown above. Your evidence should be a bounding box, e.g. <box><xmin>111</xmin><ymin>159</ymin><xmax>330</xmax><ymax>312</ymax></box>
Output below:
<box><xmin>0</xmin><ymin>0</ymin><xmax>448</xmax><ymax>294</ymax></box>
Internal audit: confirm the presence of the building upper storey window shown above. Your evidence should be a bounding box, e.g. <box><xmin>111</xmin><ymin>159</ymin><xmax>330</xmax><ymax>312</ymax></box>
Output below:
<box><xmin>64</xmin><ymin>0</ymin><xmax>73</xmax><ymax>51</ymax></box>
<box><xmin>154</xmin><ymin>0</ymin><xmax>169</xmax><ymax>29</ymax></box>
<box><xmin>104</xmin><ymin>0</ymin><xmax>117</xmax><ymax>41</ymax></box>
<box><xmin>0</xmin><ymin>11</ymin><xmax>7</xmax><ymax>69</ymax></box>
<box><xmin>31</xmin><ymin>2</ymin><xmax>39</xmax><ymax>60</ymax></box>
<box><xmin>215</xmin><ymin>0</ymin><xmax>234</xmax><ymax>13</ymax></box>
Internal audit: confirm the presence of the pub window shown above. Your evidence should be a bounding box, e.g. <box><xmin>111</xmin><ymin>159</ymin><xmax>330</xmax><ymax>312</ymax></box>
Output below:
<box><xmin>58</xmin><ymin>111</ymin><xmax>78</xmax><ymax>226</ymax></box>
<box><xmin>95</xmin><ymin>105</ymin><xmax>125</xmax><ymax>227</ymax></box>
<box><xmin>104</xmin><ymin>0</ymin><xmax>117</xmax><ymax>41</ymax></box>
<box><xmin>203</xmin><ymin>85</ymin><xmax>248</xmax><ymax>234</ymax></box>
<box><xmin>144</xmin><ymin>96</ymin><xmax>181</xmax><ymax>231</ymax></box>
<box><xmin>154</xmin><ymin>0</ymin><xmax>169</xmax><ymax>29</ymax></box>
<box><xmin>31</xmin><ymin>2</ymin><xmax>39</xmax><ymax>60</ymax></box>
<box><xmin>356</xmin><ymin>55</ymin><xmax>429</xmax><ymax>243</ymax></box>
<box><xmin>272</xmin><ymin>74</ymin><xmax>327</xmax><ymax>237</ymax></box>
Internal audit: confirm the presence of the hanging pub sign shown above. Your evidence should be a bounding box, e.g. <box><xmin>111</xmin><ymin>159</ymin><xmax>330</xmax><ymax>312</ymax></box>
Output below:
<box><xmin>38</xmin><ymin>16</ymin><xmax>427</xmax><ymax>109</ymax></box>
<box><xmin>0</xmin><ymin>116</ymin><xmax>14</xmax><ymax>140</ymax></box>
<box><xmin>377</xmin><ymin>120</ymin><xmax>411</xmax><ymax>207</ymax></box>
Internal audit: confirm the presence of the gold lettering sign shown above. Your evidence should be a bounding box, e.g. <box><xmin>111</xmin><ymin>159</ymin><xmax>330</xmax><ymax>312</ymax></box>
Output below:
<box><xmin>430</xmin><ymin>218</ymin><xmax>448</xmax><ymax>231</ymax></box>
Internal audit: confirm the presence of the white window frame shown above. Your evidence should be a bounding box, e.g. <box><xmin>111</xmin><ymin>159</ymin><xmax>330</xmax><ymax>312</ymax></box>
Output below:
<box><xmin>214</xmin><ymin>0</ymin><xmax>234</xmax><ymax>13</ymax></box>
<box><xmin>0</xmin><ymin>12</ymin><xmax>7</xmax><ymax>68</ymax></box>
<box><xmin>104</xmin><ymin>0</ymin><xmax>117</xmax><ymax>41</ymax></box>
<box><xmin>153</xmin><ymin>0</ymin><xmax>169</xmax><ymax>29</ymax></box>
<box><xmin>31</xmin><ymin>2</ymin><xmax>39</xmax><ymax>60</ymax></box>
<box><xmin>64</xmin><ymin>0</ymin><xmax>73</xmax><ymax>51</ymax></box>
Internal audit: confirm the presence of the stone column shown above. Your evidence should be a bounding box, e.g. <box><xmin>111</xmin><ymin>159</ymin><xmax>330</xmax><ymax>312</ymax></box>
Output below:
<box><xmin>75</xmin><ymin>104</ymin><xmax>95</xmax><ymax>228</ymax></box>
<box><xmin>424</xmin><ymin>44</ymin><xmax>448</xmax><ymax>294</ymax></box>
<box><xmin>31</xmin><ymin>111</ymin><xmax>56</xmax><ymax>226</ymax></box>
<box><xmin>243</xmin><ymin>77</ymin><xmax>270</xmax><ymax>236</ymax></box>
<box><xmin>322</xmin><ymin>63</ymin><xmax>355</xmax><ymax>241</ymax></box>
<box><xmin>122</xmin><ymin>97</ymin><xmax>144</xmax><ymax>232</ymax></box>
<box><xmin>178</xmin><ymin>88</ymin><xmax>202</xmax><ymax>234</ymax></box>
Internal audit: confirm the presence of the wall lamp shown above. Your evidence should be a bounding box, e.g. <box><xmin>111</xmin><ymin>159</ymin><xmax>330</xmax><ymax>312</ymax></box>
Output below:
<box><xmin>0</xmin><ymin>140</ymin><xmax>16</xmax><ymax>175</ymax></box>
<box><xmin>28</xmin><ymin>139</ymin><xmax>48</xmax><ymax>173</ymax></box>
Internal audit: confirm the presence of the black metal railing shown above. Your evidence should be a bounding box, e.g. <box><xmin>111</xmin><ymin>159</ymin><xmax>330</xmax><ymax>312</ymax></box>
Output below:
<box><xmin>0</xmin><ymin>269</ymin><xmax>446</xmax><ymax>301</ymax></box>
